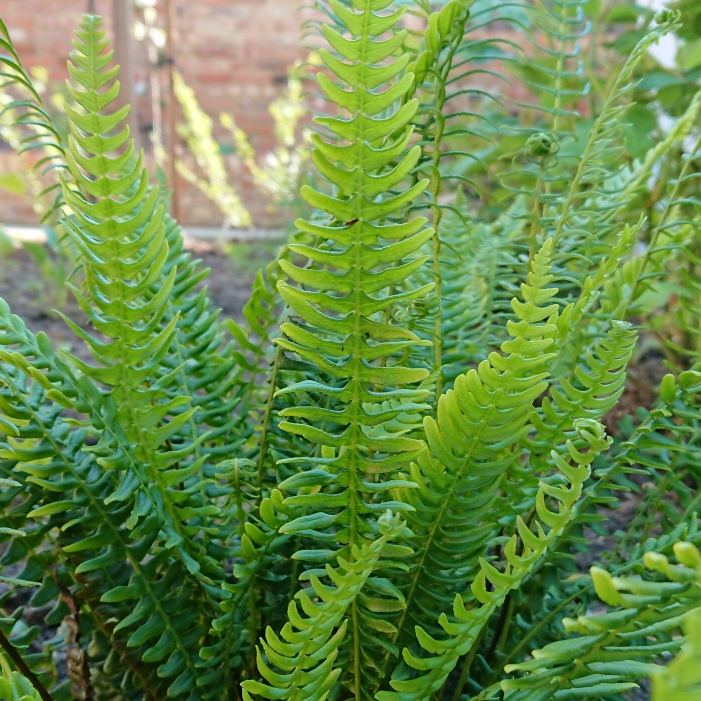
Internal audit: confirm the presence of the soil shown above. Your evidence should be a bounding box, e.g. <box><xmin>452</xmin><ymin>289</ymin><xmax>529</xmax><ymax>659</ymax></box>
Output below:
<box><xmin>0</xmin><ymin>238</ymin><xmax>283</xmax><ymax>362</ymax></box>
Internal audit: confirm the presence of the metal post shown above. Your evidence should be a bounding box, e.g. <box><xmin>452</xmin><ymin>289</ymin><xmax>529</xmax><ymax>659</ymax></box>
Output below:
<box><xmin>163</xmin><ymin>0</ymin><xmax>181</xmax><ymax>222</ymax></box>
<box><xmin>87</xmin><ymin>0</ymin><xmax>95</xmax><ymax>13</ymax></box>
<box><xmin>112</xmin><ymin>0</ymin><xmax>140</xmax><ymax>148</ymax></box>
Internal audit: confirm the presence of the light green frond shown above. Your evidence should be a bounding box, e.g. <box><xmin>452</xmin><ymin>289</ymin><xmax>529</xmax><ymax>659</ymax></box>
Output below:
<box><xmin>274</xmin><ymin>0</ymin><xmax>441</xmax><ymax>691</ymax></box>
<box><xmin>379</xmin><ymin>419</ymin><xmax>610</xmax><ymax>701</ymax></box>
<box><xmin>652</xmin><ymin>550</ymin><xmax>701</xmax><ymax>701</ymax></box>
<box><xmin>242</xmin><ymin>511</ymin><xmax>405</xmax><ymax>701</ymax></box>
<box><xmin>276</xmin><ymin>5</ymin><xmax>428</xmax><ymax>561</ymax></box>
<box><xmin>370</xmin><ymin>238</ymin><xmax>568</xmax><ymax>688</ymax></box>
<box><xmin>529</xmin><ymin>320</ymin><xmax>637</xmax><ymax>469</ymax></box>
<box><xmin>0</xmin><ymin>653</ymin><xmax>43</xmax><ymax>701</ymax></box>
<box><xmin>503</xmin><ymin>542</ymin><xmax>701</xmax><ymax>701</ymax></box>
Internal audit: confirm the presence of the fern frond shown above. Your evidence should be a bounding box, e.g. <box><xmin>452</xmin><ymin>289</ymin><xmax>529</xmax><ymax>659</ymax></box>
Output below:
<box><xmin>374</xmin><ymin>239</ymin><xmax>614</xmax><ymax>697</ymax></box>
<box><xmin>273</xmin><ymin>0</ymin><xmax>439</xmax><ymax>688</ymax></box>
<box><xmin>57</xmin><ymin>15</ymin><xmax>225</xmax><ymax>590</ymax></box>
<box><xmin>0</xmin><ymin>18</ymin><xmax>66</xmax><ymax>192</ymax></box>
<box><xmin>587</xmin><ymin>99</ymin><xmax>701</xmax><ymax>348</ymax></box>
<box><xmin>0</xmin><ymin>303</ymin><xmax>207</xmax><ymax>698</ymax></box>
<box><xmin>494</xmin><ymin>0</ymin><xmax>590</xmax><ymax>279</ymax></box>
<box><xmin>549</xmin><ymin>11</ymin><xmax>680</xmax><ymax>247</ymax></box>
<box><xmin>651</xmin><ymin>549</ymin><xmax>701</xmax><ymax>701</ymax></box>
<box><xmin>400</xmin><ymin>0</ymin><xmax>472</xmax><ymax>398</ymax></box>
<box><xmin>384</xmin><ymin>238</ymin><xmax>562</xmax><ymax>658</ymax></box>
<box><xmin>482</xmin><ymin>319</ymin><xmax>639</xmax><ymax>638</ymax></box>
<box><xmin>379</xmin><ymin>419</ymin><xmax>611</xmax><ymax>701</ymax></box>
<box><xmin>491</xmin><ymin>9</ymin><xmax>682</xmax><ymax>351</ymax></box>
<box><xmin>242</xmin><ymin>510</ymin><xmax>405</xmax><ymax>701</ymax></box>
<box><xmin>503</xmin><ymin>542</ymin><xmax>701</xmax><ymax>700</ymax></box>
<box><xmin>277</xmin><ymin>0</ymin><xmax>433</xmax><ymax>524</ymax></box>
<box><xmin>635</xmin><ymin>130</ymin><xmax>701</xmax><ymax>366</ymax></box>
<box><xmin>529</xmin><ymin>320</ymin><xmax>637</xmax><ymax>466</ymax></box>
<box><xmin>159</xmin><ymin>214</ymin><xmax>243</xmax><ymax>462</ymax></box>
<box><xmin>491</xmin><ymin>371</ymin><xmax>701</xmax><ymax>687</ymax></box>
<box><xmin>513</xmin><ymin>0</ymin><xmax>590</xmax><ymax>135</ymax></box>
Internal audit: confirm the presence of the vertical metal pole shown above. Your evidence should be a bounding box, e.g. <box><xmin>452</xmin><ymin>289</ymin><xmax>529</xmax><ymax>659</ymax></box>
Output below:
<box><xmin>163</xmin><ymin>0</ymin><xmax>181</xmax><ymax>222</ymax></box>
<box><xmin>112</xmin><ymin>0</ymin><xmax>140</xmax><ymax>148</ymax></box>
<box><xmin>87</xmin><ymin>0</ymin><xmax>95</xmax><ymax>13</ymax></box>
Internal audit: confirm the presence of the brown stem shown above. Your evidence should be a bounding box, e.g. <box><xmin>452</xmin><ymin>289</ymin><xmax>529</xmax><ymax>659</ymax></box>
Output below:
<box><xmin>83</xmin><ymin>599</ymin><xmax>157</xmax><ymax>701</ymax></box>
<box><xmin>53</xmin><ymin>572</ymin><xmax>95</xmax><ymax>701</ymax></box>
<box><xmin>0</xmin><ymin>627</ymin><xmax>54</xmax><ymax>701</ymax></box>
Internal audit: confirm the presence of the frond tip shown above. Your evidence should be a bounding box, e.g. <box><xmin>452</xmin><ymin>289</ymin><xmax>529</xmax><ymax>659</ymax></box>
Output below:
<box><xmin>274</xmin><ymin>0</ymin><xmax>441</xmax><ymax>688</ymax></box>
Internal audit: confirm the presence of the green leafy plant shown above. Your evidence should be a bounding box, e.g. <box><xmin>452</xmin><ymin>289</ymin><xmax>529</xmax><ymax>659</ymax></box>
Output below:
<box><xmin>651</xmin><ymin>544</ymin><xmax>701</xmax><ymax>701</ymax></box>
<box><xmin>0</xmin><ymin>3</ymin><xmax>700</xmax><ymax>701</ymax></box>
<box><xmin>173</xmin><ymin>71</ymin><xmax>253</xmax><ymax>228</ymax></box>
<box><xmin>175</xmin><ymin>65</ymin><xmax>311</xmax><ymax>225</ymax></box>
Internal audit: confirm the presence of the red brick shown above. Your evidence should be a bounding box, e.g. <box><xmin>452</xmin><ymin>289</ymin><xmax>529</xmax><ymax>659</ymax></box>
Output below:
<box><xmin>0</xmin><ymin>0</ymin><xmax>310</xmax><ymax>226</ymax></box>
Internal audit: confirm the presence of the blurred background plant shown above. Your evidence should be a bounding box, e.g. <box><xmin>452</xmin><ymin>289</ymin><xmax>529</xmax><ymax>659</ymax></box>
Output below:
<box><xmin>134</xmin><ymin>0</ymin><xmax>312</xmax><ymax>230</ymax></box>
<box><xmin>220</xmin><ymin>63</ymin><xmax>312</xmax><ymax>213</ymax></box>
<box><xmin>173</xmin><ymin>71</ymin><xmax>253</xmax><ymax>228</ymax></box>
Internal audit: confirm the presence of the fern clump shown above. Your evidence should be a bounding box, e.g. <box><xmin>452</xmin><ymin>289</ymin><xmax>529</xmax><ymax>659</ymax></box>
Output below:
<box><xmin>0</xmin><ymin>4</ymin><xmax>700</xmax><ymax>701</ymax></box>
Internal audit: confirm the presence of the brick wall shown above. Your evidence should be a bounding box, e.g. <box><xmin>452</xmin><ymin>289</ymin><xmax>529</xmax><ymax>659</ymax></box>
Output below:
<box><xmin>0</xmin><ymin>0</ymin><xmax>306</xmax><ymax>226</ymax></box>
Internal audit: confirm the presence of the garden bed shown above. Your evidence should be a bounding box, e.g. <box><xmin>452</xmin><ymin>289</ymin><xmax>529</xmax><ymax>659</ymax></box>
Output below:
<box><xmin>0</xmin><ymin>238</ymin><xmax>283</xmax><ymax>365</ymax></box>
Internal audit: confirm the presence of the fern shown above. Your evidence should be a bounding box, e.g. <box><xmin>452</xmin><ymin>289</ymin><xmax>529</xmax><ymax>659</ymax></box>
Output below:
<box><xmin>503</xmin><ymin>541</ymin><xmax>701</xmax><ymax>701</ymax></box>
<box><xmin>547</xmin><ymin>12</ymin><xmax>680</xmax><ymax>252</ymax></box>
<box><xmin>0</xmin><ymin>4</ymin><xmax>701</xmax><ymax>701</ymax></box>
<box><xmin>272</xmin><ymin>0</ymin><xmax>437</xmax><ymax>691</ymax></box>
<box><xmin>58</xmin><ymin>16</ymin><xmax>227</xmax><ymax>590</ymax></box>
<box><xmin>651</xmin><ymin>551</ymin><xmax>701</xmax><ymax>701</ymax></box>
<box><xmin>380</xmin><ymin>418</ymin><xmax>611</xmax><ymax>701</ymax></box>
<box><xmin>388</xmin><ymin>238</ymin><xmax>562</xmax><ymax>647</ymax></box>
<box><xmin>0</xmin><ymin>18</ymin><xmax>66</xmax><ymax>216</ymax></box>
<box><xmin>494</xmin><ymin>369</ymin><xmax>701</xmax><ymax>682</ymax></box>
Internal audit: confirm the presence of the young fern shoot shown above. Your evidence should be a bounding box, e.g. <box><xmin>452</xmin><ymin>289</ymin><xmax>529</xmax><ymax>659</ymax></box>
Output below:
<box><xmin>242</xmin><ymin>510</ymin><xmax>406</xmax><ymax>701</ymax></box>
